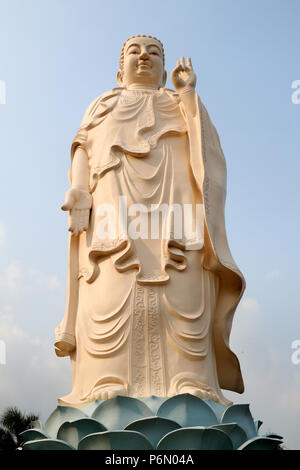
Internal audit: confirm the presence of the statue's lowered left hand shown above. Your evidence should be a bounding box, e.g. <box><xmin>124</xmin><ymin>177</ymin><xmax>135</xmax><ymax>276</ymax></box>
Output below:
<box><xmin>61</xmin><ymin>188</ymin><xmax>92</xmax><ymax>236</ymax></box>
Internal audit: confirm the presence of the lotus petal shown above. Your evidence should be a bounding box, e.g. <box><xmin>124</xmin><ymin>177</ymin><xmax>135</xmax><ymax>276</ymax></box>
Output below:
<box><xmin>255</xmin><ymin>420</ymin><xmax>263</xmax><ymax>432</ymax></box>
<box><xmin>80</xmin><ymin>400</ymin><xmax>102</xmax><ymax>417</ymax></box>
<box><xmin>19</xmin><ymin>429</ymin><xmax>49</xmax><ymax>443</ymax></box>
<box><xmin>238</xmin><ymin>437</ymin><xmax>282</xmax><ymax>450</ymax></box>
<box><xmin>210</xmin><ymin>423</ymin><xmax>247</xmax><ymax>449</ymax></box>
<box><xmin>157</xmin><ymin>394</ymin><xmax>218</xmax><ymax>428</ymax></box>
<box><xmin>22</xmin><ymin>439</ymin><xmax>75</xmax><ymax>450</ymax></box>
<box><xmin>125</xmin><ymin>417</ymin><xmax>181</xmax><ymax>448</ymax></box>
<box><xmin>157</xmin><ymin>427</ymin><xmax>233</xmax><ymax>450</ymax></box>
<box><xmin>204</xmin><ymin>399</ymin><xmax>228</xmax><ymax>422</ymax></box>
<box><xmin>78</xmin><ymin>430</ymin><xmax>153</xmax><ymax>450</ymax></box>
<box><xmin>44</xmin><ymin>406</ymin><xmax>87</xmax><ymax>439</ymax></box>
<box><xmin>263</xmin><ymin>433</ymin><xmax>283</xmax><ymax>440</ymax></box>
<box><xmin>221</xmin><ymin>404</ymin><xmax>257</xmax><ymax>439</ymax></box>
<box><xmin>141</xmin><ymin>396</ymin><xmax>167</xmax><ymax>415</ymax></box>
<box><xmin>91</xmin><ymin>396</ymin><xmax>153</xmax><ymax>430</ymax></box>
<box><xmin>57</xmin><ymin>418</ymin><xmax>107</xmax><ymax>448</ymax></box>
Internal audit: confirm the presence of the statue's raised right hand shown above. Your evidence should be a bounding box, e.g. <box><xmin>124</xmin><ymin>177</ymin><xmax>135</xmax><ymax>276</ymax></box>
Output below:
<box><xmin>61</xmin><ymin>188</ymin><xmax>92</xmax><ymax>236</ymax></box>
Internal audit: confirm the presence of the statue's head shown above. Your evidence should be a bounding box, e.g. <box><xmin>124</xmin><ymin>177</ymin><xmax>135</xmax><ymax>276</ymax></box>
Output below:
<box><xmin>117</xmin><ymin>35</ymin><xmax>167</xmax><ymax>89</ymax></box>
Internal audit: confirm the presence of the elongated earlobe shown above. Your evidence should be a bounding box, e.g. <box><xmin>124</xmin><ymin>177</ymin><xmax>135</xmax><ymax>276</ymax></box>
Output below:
<box><xmin>161</xmin><ymin>70</ymin><xmax>167</xmax><ymax>88</ymax></box>
<box><xmin>117</xmin><ymin>70</ymin><xmax>123</xmax><ymax>87</ymax></box>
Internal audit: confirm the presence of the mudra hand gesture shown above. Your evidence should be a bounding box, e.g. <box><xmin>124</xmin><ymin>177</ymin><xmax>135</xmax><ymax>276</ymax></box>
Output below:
<box><xmin>62</xmin><ymin>188</ymin><xmax>92</xmax><ymax>236</ymax></box>
<box><xmin>171</xmin><ymin>57</ymin><xmax>197</xmax><ymax>93</ymax></box>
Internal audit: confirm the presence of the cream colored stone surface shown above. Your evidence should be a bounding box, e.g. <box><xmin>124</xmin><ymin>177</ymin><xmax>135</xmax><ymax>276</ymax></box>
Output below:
<box><xmin>55</xmin><ymin>35</ymin><xmax>245</xmax><ymax>406</ymax></box>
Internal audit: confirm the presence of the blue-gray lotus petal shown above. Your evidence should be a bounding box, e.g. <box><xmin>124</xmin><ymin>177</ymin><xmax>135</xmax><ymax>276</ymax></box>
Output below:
<box><xmin>80</xmin><ymin>400</ymin><xmax>102</xmax><ymax>417</ymax></box>
<box><xmin>91</xmin><ymin>396</ymin><xmax>153</xmax><ymax>430</ymax></box>
<box><xmin>141</xmin><ymin>396</ymin><xmax>167</xmax><ymax>415</ymax></box>
<box><xmin>125</xmin><ymin>416</ymin><xmax>181</xmax><ymax>448</ymax></box>
<box><xmin>44</xmin><ymin>406</ymin><xmax>87</xmax><ymax>439</ymax></box>
<box><xmin>221</xmin><ymin>404</ymin><xmax>257</xmax><ymax>439</ymax></box>
<box><xmin>157</xmin><ymin>427</ymin><xmax>233</xmax><ymax>450</ymax></box>
<box><xmin>204</xmin><ymin>399</ymin><xmax>228</xmax><ymax>422</ymax></box>
<box><xmin>22</xmin><ymin>439</ymin><xmax>75</xmax><ymax>450</ymax></box>
<box><xmin>210</xmin><ymin>423</ymin><xmax>247</xmax><ymax>449</ymax></box>
<box><xmin>57</xmin><ymin>418</ymin><xmax>107</xmax><ymax>448</ymax></box>
<box><xmin>255</xmin><ymin>420</ymin><xmax>263</xmax><ymax>432</ymax></box>
<box><xmin>157</xmin><ymin>394</ymin><xmax>218</xmax><ymax>428</ymax></box>
<box><xmin>238</xmin><ymin>437</ymin><xmax>282</xmax><ymax>450</ymax></box>
<box><xmin>19</xmin><ymin>429</ymin><xmax>49</xmax><ymax>443</ymax></box>
<box><xmin>78</xmin><ymin>430</ymin><xmax>153</xmax><ymax>450</ymax></box>
<box><xmin>263</xmin><ymin>433</ymin><xmax>283</xmax><ymax>440</ymax></box>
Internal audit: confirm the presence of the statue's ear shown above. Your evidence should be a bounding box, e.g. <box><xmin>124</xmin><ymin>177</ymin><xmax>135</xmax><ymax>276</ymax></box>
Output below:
<box><xmin>117</xmin><ymin>70</ymin><xmax>123</xmax><ymax>87</ymax></box>
<box><xmin>161</xmin><ymin>70</ymin><xmax>167</xmax><ymax>88</ymax></box>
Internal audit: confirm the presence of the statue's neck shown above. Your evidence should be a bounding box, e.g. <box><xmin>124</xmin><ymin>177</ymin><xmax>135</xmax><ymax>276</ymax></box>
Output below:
<box><xmin>126</xmin><ymin>84</ymin><xmax>160</xmax><ymax>91</ymax></box>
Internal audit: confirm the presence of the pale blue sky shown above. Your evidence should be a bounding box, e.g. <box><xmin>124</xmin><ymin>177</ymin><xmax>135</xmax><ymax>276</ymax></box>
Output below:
<box><xmin>0</xmin><ymin>0</ymin><xmax>299</xmax><ymax>449</ymax></box>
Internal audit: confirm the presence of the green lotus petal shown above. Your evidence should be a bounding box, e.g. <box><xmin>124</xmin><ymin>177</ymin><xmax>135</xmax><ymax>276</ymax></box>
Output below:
<box><xmin>78</xmin><ymin>431</ymin><xmax>153</xmax><ymax>450</ymax></box>
<box><xmin>157</xmin><ymin>427</ymin><xmax>233</xmax><ymax>450</ymax></box>
<box><xmin>91</xmin><ymin>396</ymin><xmax>153</xmax><ymax>430</ymax></box>
<box><xmin>19</xmin><ymin>429</ymin><xmax>49</xmax><ymax>443</ymax></box>
<box><xmin>210</xmin><ymin>423</ymin><xmax>247</xmax><ymax>449</ymax></box>
<box><xmin>204</xmin><ymin>399</ymin><xmax>228</xmax><ymax>421</ymax></box>
<box><xmin>79</xmin><ymin>400</ymin><xmax>102</xmax><ymax>417</ymax></box>
<box><xmin>57</xmin><ymin>418</ymin><xmax>107</xmax><ymax>448</ymax></box>
<box><xmin>44</xmin><ymin>406</ymin><xmax>87</xmax><ymax>439</ymax></box>
<box><xmin>263</xmin><ymin>433</ymin><xmax>283</xmax><ymax>440</ymax></box>
<box><xmin>125</xmin><ymin>416</ymin><xmax>181</xmax><ymax>448</ymax></box>
<box><xmin>157</xmin><ymin>394</ymin><xmax>218</xmax><ymax>427</ymax></box>
<box><xmin>140</xmin><ymin>396</ymin><xmax>167</xmax><ymax>415</ymax></box>
<box><xmin>22</xmin><ymin>439</ymin><xmax>75</xmax><ymax>450</ymax></box>
<box><xmin>238</xmin><ymin>437</ymin><xmax>282</xmax><ymax>450</ymax></box>
<box><xmin>221</xmin><ymin>404</ymin><xmax>257</xmax><ymax>439</ymax></box>
<box><xmin>255</xmin><ymin>420</ymin><xmax>263</xmax><ymax>432</ymax></box>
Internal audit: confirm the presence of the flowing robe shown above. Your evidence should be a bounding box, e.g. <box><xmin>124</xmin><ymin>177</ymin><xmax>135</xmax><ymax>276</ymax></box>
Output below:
<box><xmin>55</xmin><ymin>87</ymin><xmax>245</xmax><ymax>406</ymax></box>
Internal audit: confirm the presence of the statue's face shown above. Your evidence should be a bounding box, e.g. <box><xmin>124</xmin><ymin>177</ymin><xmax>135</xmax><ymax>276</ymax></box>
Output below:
<box><xmin>120</xmin><ymin>37</ymin><xmax>165</xmax><ymax>88</ymax></box>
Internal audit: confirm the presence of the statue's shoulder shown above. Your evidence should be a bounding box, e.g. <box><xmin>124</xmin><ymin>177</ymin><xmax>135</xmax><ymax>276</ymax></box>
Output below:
<box><xmin>163</xmin><ymin>88</ymin><xmax>180</xmax><ymax>103</ymax></box>
<box><xmin>80</xmin><ymin>88</ymin><xmax>122</xmax><ymax>129</ymax></box>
